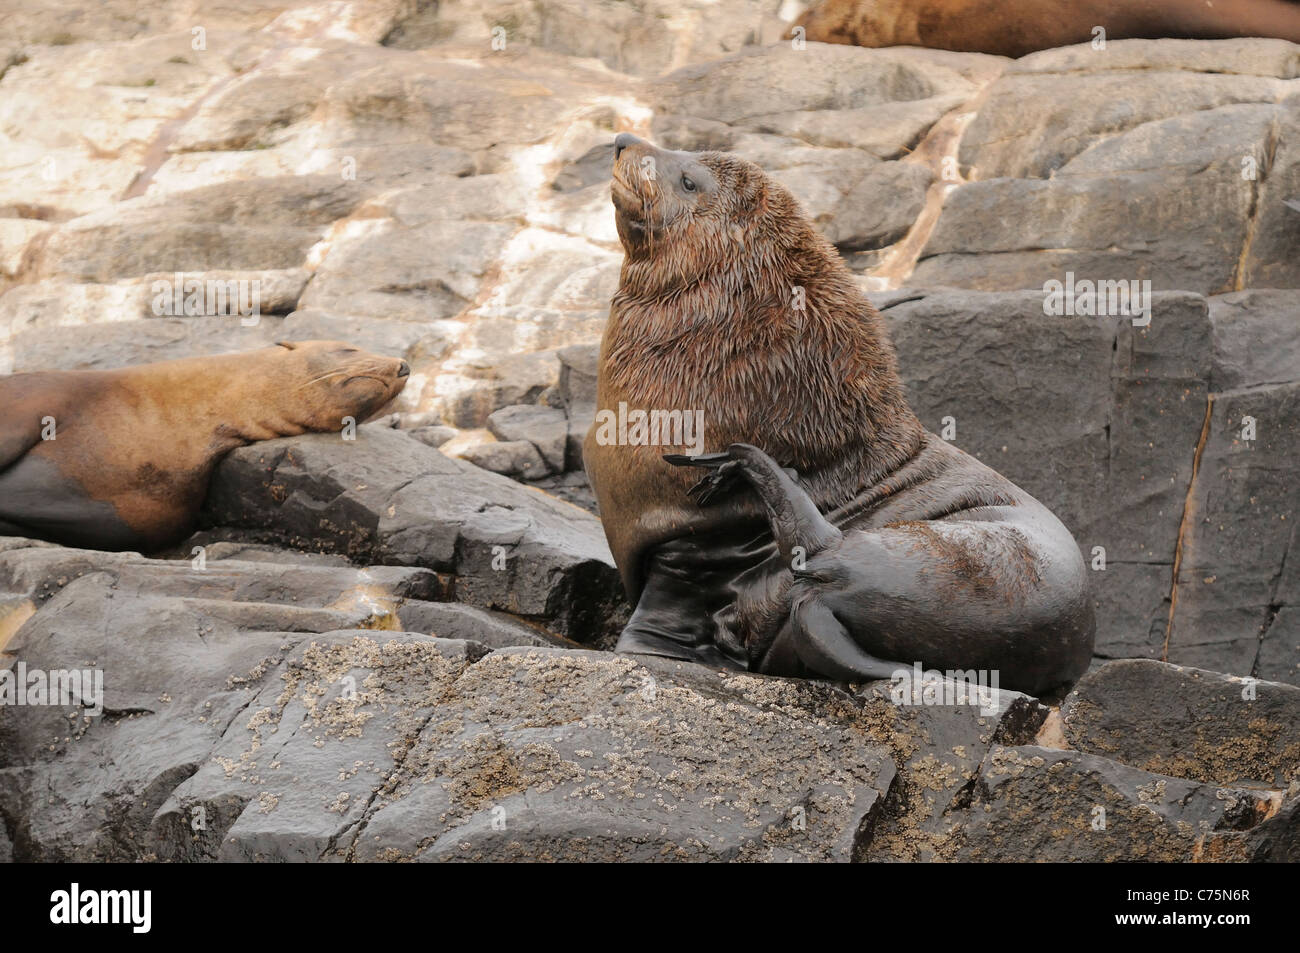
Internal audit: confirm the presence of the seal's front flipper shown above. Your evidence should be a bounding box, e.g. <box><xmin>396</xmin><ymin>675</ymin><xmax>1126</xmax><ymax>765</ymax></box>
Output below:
<box><xmin>792</xmin><ymin>597</ymin><xmax>901</xmax><ymax>683</ymax></box>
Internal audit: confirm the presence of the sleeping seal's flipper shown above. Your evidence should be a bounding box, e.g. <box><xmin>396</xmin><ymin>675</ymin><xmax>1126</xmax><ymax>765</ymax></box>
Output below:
<box><xmin>791</xmin><ymin>596</ymin><xmax>902</xmax><ymax>682</ymax></box>
<box><xmin>667</xmin><ymin>443</ymin><xmax>842</xmax><ymax>563</ymax></box>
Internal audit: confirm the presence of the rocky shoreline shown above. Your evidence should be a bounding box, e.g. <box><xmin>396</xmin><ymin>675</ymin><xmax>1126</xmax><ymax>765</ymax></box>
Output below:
<box><xmin>1</xmin><ymin>1</ymin><xmax>1297</xmax><ymax>861</ymax></box>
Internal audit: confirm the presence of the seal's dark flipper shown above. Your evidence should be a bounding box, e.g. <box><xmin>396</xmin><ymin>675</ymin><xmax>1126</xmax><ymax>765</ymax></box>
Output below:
<box><xmin>792</xmin><ymin>598</ymin><xmax>902</xmax><ymax>682</ymax></box>
<box><xmin>663</xmin><ymin>452</ymin><xmax>733</xmax><ymax>468</ymax></box>
<box><xmin>723</xmin><ymin>444</ymin><xmax>842</xmax><ymax>562</ymax></box>
<box><xmin>664</xmin><ymin>452</ymin><xmax>744</xmax><ymax>506</ymax></box>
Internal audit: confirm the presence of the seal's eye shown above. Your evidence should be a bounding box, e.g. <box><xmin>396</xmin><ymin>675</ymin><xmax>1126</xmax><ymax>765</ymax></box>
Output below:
<box><xmin>681</xmin><ymin>175</ymin><xmax>696</xmax><ymax>193</ymax></box>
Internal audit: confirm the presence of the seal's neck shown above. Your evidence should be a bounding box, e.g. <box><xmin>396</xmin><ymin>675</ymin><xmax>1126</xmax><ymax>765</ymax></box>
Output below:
<box><xmin>110</xmin><ymin>352</ymin><xmax>309</xmax><ymax>450</ymax></box>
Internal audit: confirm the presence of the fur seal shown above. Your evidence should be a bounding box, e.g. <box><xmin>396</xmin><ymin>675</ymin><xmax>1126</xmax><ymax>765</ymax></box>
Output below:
<box><xmin>584</xmin><ymin>134</ymin><xmax>1094</xmax><ymax>695</ymax></box>
<box><xmin>0</xmin><ymin>341</ymin><xmax>409</xmax><ymax>551</ymax></box>
<box><xmin>790</xmin><ymin>0</ymin><xmax>1300</xmax><ymax>57</ymax></box>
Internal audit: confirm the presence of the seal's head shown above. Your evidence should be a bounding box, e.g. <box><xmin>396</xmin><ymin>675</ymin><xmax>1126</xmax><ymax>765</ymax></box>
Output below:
<box><xmin>269</xmin><ymin>340</ymin><xmax>409</xmax><ymax>430</ymax></box>
<box><xmin>599</xmin><ymin>134</ymin><xmax>923</xmax><ymax>522</ymax></box>
<box><xmin>610</xmin><ymin>133</ymin><xmax>816</xmax><ymax>292</ymax></box>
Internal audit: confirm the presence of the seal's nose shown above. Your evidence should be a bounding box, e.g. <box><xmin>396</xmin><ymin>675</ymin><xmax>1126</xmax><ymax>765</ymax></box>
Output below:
<box><xmin>614</xmin><ymin>133</ymin><xmax>645</xmax><ymax>160</ymax></box>
<box><xmin>397</xmin><ymin>361</ymin><xmax>410</xmax><ymax>378</ymax></box>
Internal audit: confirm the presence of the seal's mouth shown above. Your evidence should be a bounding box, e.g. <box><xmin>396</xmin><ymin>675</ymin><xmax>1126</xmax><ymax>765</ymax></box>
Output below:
<box><xmin>611</xmin><ymin>173</ymin><xmax>648</xmax><ymax>224</ymax></box>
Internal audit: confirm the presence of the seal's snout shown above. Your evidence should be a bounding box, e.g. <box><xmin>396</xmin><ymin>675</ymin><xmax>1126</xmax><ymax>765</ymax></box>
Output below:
<box><xmin>397</xmin><ymin>361</ymin><xmax>410</xmax><ymax>378</ymax></box>
<box><xmin>613</xmin><ymin>132</ymin><xmax>645</xmax><ymax>160</ymax></box>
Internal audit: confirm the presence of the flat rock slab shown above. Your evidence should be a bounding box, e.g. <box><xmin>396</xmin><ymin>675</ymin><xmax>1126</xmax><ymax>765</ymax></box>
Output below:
<box><xmin>3</xmin><ymin>611</ymin><xmax>901</xmax><ymax>861</ymax></box>
<box><xmin>948</xmin><ymin>744</ymin><xmax>1288</xmax><ymax>862</ymax></box>
<box><xmin>853</xmin><ymin>676</ymin><xmax>1049</xmax><ymax>862</ymax></box>
<box><xmin>201</xmin><ymin>427</ymin><xmax>625</xmax><ymax>646</ymax></box>
<box><xmin>1062</xmin><ymin>659</ymin><xmax>1300</xmax><ymax>788</ymax></box>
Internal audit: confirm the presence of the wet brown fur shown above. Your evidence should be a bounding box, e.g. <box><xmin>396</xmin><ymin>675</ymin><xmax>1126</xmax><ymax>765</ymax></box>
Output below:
<box><xmin>588</xmin><ymin>138</ymin><xmax>923</xmax><ymax>597</ymax></box>
<box><xmin>0</xmin><ymin>341</ymin><xmax>408</xmax><ymax>550</ymax></box>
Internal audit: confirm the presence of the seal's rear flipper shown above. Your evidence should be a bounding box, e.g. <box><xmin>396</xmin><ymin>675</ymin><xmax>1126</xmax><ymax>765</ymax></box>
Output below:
<box><xmin>792</xmin><ymin>597</ymin><xmax>901</xmax><ymax>682</ymax></box>
<box><xmin>723</xmin><ymin>443</ymin><xmax>842</xmax><ymax>562</ymax></box>
<box><xmin>666</xmin><ymin>444</ymin><xmax>842</xmax><ymax>561</ymax></box>
<box><xmin>664</xmin><ymin>452</ymin><xmax>745</xmax><ymax>506</ymax></box>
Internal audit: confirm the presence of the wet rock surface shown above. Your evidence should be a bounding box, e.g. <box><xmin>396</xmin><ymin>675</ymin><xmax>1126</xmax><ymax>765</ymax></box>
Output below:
<box><xmin>1</xmin><ymin>1</ymin><xmax>1298</xmax><ymax>862</ymax></box>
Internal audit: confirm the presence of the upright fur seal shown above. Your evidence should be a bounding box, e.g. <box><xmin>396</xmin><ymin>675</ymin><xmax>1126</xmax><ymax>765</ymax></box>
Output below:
<box><xmin>791</xmin><ymin>0</ymin><xmax>1300</xmax><ymax>57</ymax></box>
<box><xmin>584</xmin><ymin>134</ymin><xmax>1094</xmax><ymax>695</ymax></box>
<box><xmin>0</xmin><ymin>341</ymin><xmax>409</xmax><ymax>551</ymax></box>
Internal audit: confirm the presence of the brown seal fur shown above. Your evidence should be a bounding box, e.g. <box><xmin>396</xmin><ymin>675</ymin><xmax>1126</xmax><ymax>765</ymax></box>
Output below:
<box><xmin>790</xmin><ymin>0</ymin><xmax>1300</xmax><ymax>57</ymax></box>
<box><xmin>588</xmin><ymin>133</ymin><xmax>924</xmax><ymax>597</ymax></box>
<box><xmin>585</xmin><ymin>135</ymin><xmax>1095</xmax><ymax>695</ymax></box>
<box><xmin>0</xmin><ymin>341</ymin><xmax>409</xmax><ymax>551</ymax></box>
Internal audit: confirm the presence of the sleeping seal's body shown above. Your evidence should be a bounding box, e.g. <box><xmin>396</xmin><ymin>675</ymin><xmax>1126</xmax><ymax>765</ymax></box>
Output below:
<box><xmin>0</xmin><ymin>341</ymin><xmax>409</xmax><ymax>551</ymax></box>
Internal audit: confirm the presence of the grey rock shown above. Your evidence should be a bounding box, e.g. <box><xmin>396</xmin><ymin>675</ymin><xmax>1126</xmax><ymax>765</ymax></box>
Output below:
<box><xmin>447</xmin><ymin>350</ymin><xmax>562</xmax><ymax>429</ymax></box>
<box><xmin>151</xmin><ymin>632</ymin><xmax>489</xmax><ymax>862</ymax></box>
<box><xmin>853</xmin><ymin>674</ymin><xmax>1049</xmax><ymax>862</ymax></box>
<box><xmin>11</xmin><ymin>316</ymin><xmax>285</xmax><ymax>372</ymax></box>
<box><xmin>948</xmin><ymin>744</ymin><xmax>1287</xmax><ymax>862</ymax></box>
<box><xmin>1240</xmin><ymin>102</ymin><xmax>1300</xmax><ymax>289</ymax></box>
<box><xmin>200</xmin><ymin>427</ymin><xmax>625</xmax><ymax>645</ymax></box>
<box><xmin>405</xmin><ymin>425</ymin><xmax>457</xmax><ymax>449</ymax></box>
<box><xmin>0</xmin><ymin>555</ymin><xmax>439</xmax><ymax>861</ymax></box>
<box><xmin>651</xmin><ymin>44</ymin><xmax>988</xmax><ymax>127</ymax></box>
<box><xmin>393</xmin><ymin>601</ymin><xmax>577</xmax><ymax>650</ymax></box>
<box><xmin>279</xmin><ymin>309</ymin><xmax>454</xmax><ymax>366</ymax></box>
<box><xmin>882</xmin><ymin>290</ymin><xmax>1213</xmax><ymax>661</ymax></box>
<box><xmin>745</xmin><ymin>93</ymin><xmax>968</xmax><ymax>159</ymax></box>
<box><xmin>457</xmin><ymin>439</ymin><xmax>551</xmax><ymax>480</ymax></box>
<box><xmin>1256</xmin><ymin>605</ymin><xmax>1300</xmax><ymax>686</ymax></box>
<box><xmin>352</xmin><ymin>649</ymin><xmax>897</xmax><ymax>862</ymax></box>
<box><xmin>1208</xmin><ymin>290</ymin><xmax>1300</xmax><ymax>390</ymax></box>
<box><xmin>920</xmin><ymin>104</ymin><xmax>1277</xmax><ymax>294</ymax></box>
<box><xmin>959</xmin><ymin>68</ymin><xmax>1285</xmax><ymax>180</ymax></box>
<box><xmin>1166</xmin><ymin>382</ymin><xmax>1300</xmax><ymax>676</ymax></box>
<box><xmin>1062</xmin><ymin>659</ymin><xmax>1300</xmax><ymax>788</ymax></box>
<box><xmin>558</xmin><ymin>343</ymin><xmax>599</xmax><ymax>471</ymax></box>
<box><xmin>1010</xmin><ymin>37</ymin><xmax>1300</xmax><ymax>79</ymax></box>
<box><xmin>395</xmin><ymin>411</ymin><xmax>446</xmax><ymax>430</ymax></box>
<box><xmin>29</xmin><ymin>176</ymin><xmax>362</xmax><ymax>282</ymax></box>
<box><xmin>383</xmin><ymin>0</ymin><xmax>789</xmax><ymax>78</ymax></box>
<box><xmin>487</xmin><ymin>404</ymin><xmax>568</xmax><ymax>474</ymax></box>
<box><xmin>4</xmin><ymin>612</ymin><xmax>903</xmax><ymax>862</ymax></box>
<box><xmin>529</xmin><ymin>471</ymin><xmax>598</xmax><ymax>514</ymax></box>
<box><xmin>297</xmin><ymin>219</ymin><xmax>516</xmax><ymax>324</ymax></box>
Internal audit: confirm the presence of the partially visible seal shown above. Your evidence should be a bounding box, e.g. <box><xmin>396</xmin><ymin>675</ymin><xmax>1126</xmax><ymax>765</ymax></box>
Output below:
<box><xmin>584</xmin><ymin>134</ymin><xmax>1094</xmax><ymax>695</ymax></box>
<box><xmin>790</xmin><ymin>0</ymin><xmax>1300</xmax><ymax>57</ymax></box>
<box><xmin>0</xmin><ymin>341</ymin><xmax>409</xmax><ymax>551</ymax></box>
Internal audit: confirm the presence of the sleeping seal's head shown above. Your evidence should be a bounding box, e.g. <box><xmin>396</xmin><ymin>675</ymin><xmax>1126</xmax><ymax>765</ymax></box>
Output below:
<box><xmin>269</xmin><ymin>340</ymin><xmax>410</xmax><ymax>431</ymax></box>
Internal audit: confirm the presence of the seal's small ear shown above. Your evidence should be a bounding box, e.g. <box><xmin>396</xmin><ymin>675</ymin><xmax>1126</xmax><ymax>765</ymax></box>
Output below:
<box><xmin>276</xmin><ymin>341</ymin><xmax>298</xmax><ymax>350</ymax></box>
<box><xmin>733</xmin><ymin>176</ymin><xmax>767</xmax><ymax>223</ymax></box>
